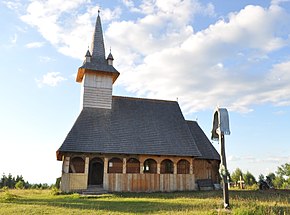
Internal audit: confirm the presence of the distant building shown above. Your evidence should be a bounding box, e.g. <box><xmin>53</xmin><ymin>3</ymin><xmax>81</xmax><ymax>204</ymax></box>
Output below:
<box><xmin>56</xmin><ymin>13</ymin><xmax>220</xmax><ymax>193</ymax></box>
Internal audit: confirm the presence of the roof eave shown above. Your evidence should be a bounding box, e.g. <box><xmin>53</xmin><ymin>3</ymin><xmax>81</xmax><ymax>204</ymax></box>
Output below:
<box><xmin>56</xmin><ymin>150</ymin><xmax>63</xmax><ymax>161</ymax></box>
<box><xmin>76</xmin><ymin>67</ymin><xmax>120</xmax><ymax>83</ymax></box>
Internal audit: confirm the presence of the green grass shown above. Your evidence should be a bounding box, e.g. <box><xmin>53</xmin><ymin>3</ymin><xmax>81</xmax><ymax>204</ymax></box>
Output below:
<box><xmin>0</xmin><ymin>189</ymin><xmax>289</xmax><ymax>214</ymax></box>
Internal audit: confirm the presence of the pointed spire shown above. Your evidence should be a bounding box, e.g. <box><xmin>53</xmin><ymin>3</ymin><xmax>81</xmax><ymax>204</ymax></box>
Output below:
<box><xmin>107</xmin><ymin>48</ymin><xmax>114</xmax><ymax>66</ymax></box>
<box><xmin>90</xmin><ymin>11</ymin><xmax>106</xmax><ymax>62</ymax></box>
<box><xmin>76</xmin><ymin>12</ymin><xmax>120</xmax><ymax>84</ymax></box>
<box><xmin>85</xmin><ymin>49</ymin><xmax>91</xmax><ymax>57</ymax></box>
<box><xmin>85</xmin><ymin>49</ymin><xmax>91</xmax><ymax>63</ymax></box>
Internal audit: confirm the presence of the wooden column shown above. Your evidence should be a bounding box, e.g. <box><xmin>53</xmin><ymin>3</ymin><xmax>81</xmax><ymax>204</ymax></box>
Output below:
<box><xmin>103</xmin><ymin>157</ymin><xmax>108</xmax><ymax>190</ymax></box>
<box><xmin>157</xmin><ymin>162</ymin><xmax>161</xmax><ymax>174</ymax></box>
<box><xmin>123</xmin><ymin>158</ymin><xmax>126</xmax><ymax>174</ymax></box>
<box><xmin>173</xmin><ymin>162</ymin><xmax>177</xmax><ymax>174</ymax></box>
<box><xmin>63</xmin><ymin>156</ymin><xmax>70</xmax><ymax>173</ymax></box>
<box><xmin>140</xmin><ymin>162</ymin><xmax>144</xmax><ymax>174</ymax></box>
<box><xmin>84</xmin><ymin>157</ymin><xmax>89</xmax><ymax>174</ymax></box>
<box><xmin>190</xmin><ymin>159</ymin><xmax>193</xmax><ymax>174</ymax></box>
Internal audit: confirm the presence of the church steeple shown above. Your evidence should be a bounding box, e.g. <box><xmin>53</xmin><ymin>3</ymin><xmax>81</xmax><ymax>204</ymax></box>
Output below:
<box><xmin>76</xmin><ymin>12</ymin><xmax>120</xmax><ymax>110</ymax></box>
<box><xmin>90</xmin><ymin>11</ymin><xmax>106</xmax><ymax>62</ymax></box>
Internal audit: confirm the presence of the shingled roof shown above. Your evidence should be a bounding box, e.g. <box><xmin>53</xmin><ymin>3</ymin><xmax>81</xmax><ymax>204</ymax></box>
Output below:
<box><xmin>186</xmin><ymin>121</ymin><xmax>220</xmax><ymax>160</ymax></box>
<box><xmin>57</xmin><ymin>96</ymin><xmax>220</xmax><ymax>161</ymax></box>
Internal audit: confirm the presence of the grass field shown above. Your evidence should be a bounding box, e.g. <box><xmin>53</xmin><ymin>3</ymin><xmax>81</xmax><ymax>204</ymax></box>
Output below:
<box><xmin>0</xmin><ymin>189</ymin><xmax>289</xmax><ymax>214</ymax></box>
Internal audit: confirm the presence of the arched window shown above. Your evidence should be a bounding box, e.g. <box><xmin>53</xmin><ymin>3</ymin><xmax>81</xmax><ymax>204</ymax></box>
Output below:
<box><xmin>108</xmin><ymin>157</ymin><xmax>123</xmax><ymax>173</ymax></box>
<box><xmin>126</xmin><ymin>158</ymin><xmax>140</xmax><ymax>173</ymax></box>
<box><xmin>143</xmin><ymin>159</ymin><xmax>157</xmax><ymax>173</ymax></box>
<box><xmin>177</xmin><ymin>159</ymin><xmax>190</xmax><ymax>174</ymax></box>
<box><xmin>69</xmin><ymin>157</ymin><xmax>85</xmax><ymax>173</ymax></box>
<box><xmin>160</xmin><ymin>159</ymin><xmax>174</xmax><ymax>174</ymax></box>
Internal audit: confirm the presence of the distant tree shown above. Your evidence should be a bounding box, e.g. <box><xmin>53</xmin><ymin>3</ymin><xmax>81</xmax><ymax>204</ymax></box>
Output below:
<box><xmin>0</xmin><ymin>173</ymin><xmax>7</xmax><ymax>188</ymax></box>
<box><xmin>15</xmin><ymin>181</ymin><xmax>24</xmax><ymax>189</ymax></box>
<box><xmin>231</xmin><ymin>168</ymin><xmax>243</xmax><ymax>184</ymax></box>
<box><xmin>0</xmin><ymin>173</ymin><xmax>53</xmax><ymax>190</ymax></box>
<box><xmin>267</xmin><ymin>173</ymin><xmax>276</xmax><ymax>181</ymax></box>
<box><xmin>274</xmin><ymin>163</ymin><xmax>290</xmax><ymax>189</ymax></box>
<box><xmin>7</xmin><ymin>173</ymin><xmax>15</xmax><ymax>189</ymax></box>
<box><xmin>30</xmin><ymin>184</ymin><xmax>39</xmax><ymax>189</ymax></box>
<box><xmin>41</xmin><ymin>183</ymin><xmax>49</xmax><ymax>189</ymax></box>
<box><xmin>276</xmin><ymin>163</ymin><xmax>290</xmax><ymax>178</ymax></box>
<box><xmin>258</xmin><ymin>174</ymin><xmax>265</xmax><ymax>182</ymax></box>
<box><xmin>15</xmin><ymin>175</ymin><xmax>24</xmax><ymax>183</ymax></box>
<box><xmin>243</xmin><ymin>171</ymin><xmax>257</xmax><ymax>186</ymax></box>
<box><xmin>273</xmin><ymin>176</ymin><xmax>284</xmax><ymax>188</ymax></box>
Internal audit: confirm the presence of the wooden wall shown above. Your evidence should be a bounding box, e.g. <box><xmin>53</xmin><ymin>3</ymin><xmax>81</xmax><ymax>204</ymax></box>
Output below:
<box><xmin>193</xmin><ymin>159</ymin><xmax>220</xmax><ymax>183</ymax></box>
<box><xmin>81</xmin><ymin>73</ymin><xmax>113</xmax><ymax>109</ymax></box>
<box><xmin>105</xmin><ymin>173</ymin><xmax>196</xmax><ymax>192</ymax></box>
<box><xmin>61</xmin><ymin>173</ymin><xmax>88</xmax><ymax>192</ymax></box>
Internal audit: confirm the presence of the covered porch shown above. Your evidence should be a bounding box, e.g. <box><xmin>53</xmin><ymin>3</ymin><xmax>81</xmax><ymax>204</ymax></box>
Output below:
<box><xmin>59</xmin><ymin>154</ymin><xmax>219</xmax><ymax>193</ymax></box>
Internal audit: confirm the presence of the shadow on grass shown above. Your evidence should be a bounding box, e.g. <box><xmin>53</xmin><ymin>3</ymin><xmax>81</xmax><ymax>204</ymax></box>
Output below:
<box><xmin>110</xmin><ymin>189</ymin><xmax>290</xmax><ymax>201</ymax></box>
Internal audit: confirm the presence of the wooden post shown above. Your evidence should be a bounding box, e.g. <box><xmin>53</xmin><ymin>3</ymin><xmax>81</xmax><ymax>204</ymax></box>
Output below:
<box><xmin>173</xmin><ymin>162</ymin><xmax>177</xmax><ymax>174</ymax></box>
<box><xmin>123</xmin><ymin>158</ymin><xmax>126</xmax><ymax>174</ymax></box>
<box><xmin>212</xmin><ymin>107</ymin><xmax>230</xmax><ymax>209</ymax></box>
<box><xmin>103</xmin><ymin>157</ymin><xmax>108</xmax><ymax>190</ymax></box>
<box><xmin>190</xmin><ymin>159</ymin><xmax>194</xmax><ymax>174</ymax></box>
<box><xmin>84</xmin><ymin>157</ymin><xmax>89</xmax><ymax>174</ymax></box>
<box><xmin>219</xmin><ymin>133</ymin><xmax>230</xmax><ymax>209</ymax></box>
<box><xmin>157</xmin><ymin>162</ymin><xmax>161</xmax><ymax>174</ymax></box>
<box><xmin>63</xmin><ymin>156</ymin><xmax>70</xmax><ymax>173</ymax></box>
<box><xmin>140</xmin><ymin>162</ymin><xmax>144</xmax><ymax>174</ymax></box>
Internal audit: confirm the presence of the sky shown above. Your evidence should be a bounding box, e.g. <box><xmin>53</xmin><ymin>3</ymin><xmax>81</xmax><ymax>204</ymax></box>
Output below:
<box><xmin>0</xmin><ymin>0</ymin><xmax>290</xmax><ymax>184</ymax></box>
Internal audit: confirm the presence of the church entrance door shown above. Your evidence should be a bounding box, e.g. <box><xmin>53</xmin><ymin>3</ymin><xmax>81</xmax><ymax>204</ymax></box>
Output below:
<box><xmin>88</xmin><ymin>158</ymin><xmax>104</xmax><ymax>185</ymax></box>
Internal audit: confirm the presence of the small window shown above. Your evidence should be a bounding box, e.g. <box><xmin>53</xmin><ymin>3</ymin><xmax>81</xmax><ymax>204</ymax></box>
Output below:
<box><xmin>108</xmin><ymin>158</ymin><xmax>123</xmax><ymax>173</ymax></box>
<box><xmin>143</xmin><ymin>159</ymin><xmax>157</xmax><ymax>173</ymax></box>
<box><xmin>177</xmin><ymin>159</ymin><xmax>190</xmax><ymax>174</ymax></box>
<box><xmin>126</xmin><ymin>158</ymin><xmax>140</xmax><ymax>173</ymax></box>
<box><xmin>160</xmin><ymin>159</ymin><xmax>174</xmax><ymax>174</ymax></box>
<box><xmin>69</xmin><ymin>157</ymin><xmax>85</xmax><ymax>173</ymax></box>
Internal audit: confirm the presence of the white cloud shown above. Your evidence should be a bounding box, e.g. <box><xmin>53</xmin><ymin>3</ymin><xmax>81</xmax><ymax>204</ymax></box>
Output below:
<box><xmin>107</xmin><ymin>4</ymin><xmax>290</xmax><ymax>113</ymax></box>
<box><xmin>25</xmin><ymin>41</ymin><xmax>45</xmax><ymax>48</ymax></box>
<box><xmin>20</xmin><ymin>0</ymin><xmax>121</xmax><ymax>59</ymax></box>
<box><xmin>35</xmin><ymin>72</ymin><xmax>66</xmax><ymax>88</ymax></box>
<box><xmin>122</xmin><ymin>0</ymin><xmax>140</xmax><ymax>13</ymax></box>
<box><xmin>3</xmin><ymin>0</ymin><xmax>22</xmax><ymax>11</ymax></box>
<box><xmin>19</xmin><ymin>1</ymin><xmax>290</xmax><ymax>113</ymax></box>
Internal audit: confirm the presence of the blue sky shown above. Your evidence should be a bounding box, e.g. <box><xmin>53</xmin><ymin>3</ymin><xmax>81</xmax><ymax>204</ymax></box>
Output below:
<box><xmin>1</xmin><ymin>0</ymin><xmax>290</xmax><ymax>184</ymax></box>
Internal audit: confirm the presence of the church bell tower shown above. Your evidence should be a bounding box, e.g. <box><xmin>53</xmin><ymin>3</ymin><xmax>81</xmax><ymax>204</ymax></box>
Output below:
<box><xmin>76</xmin><ymin>12</ymin><xmax>119</xmax><ymax>109</ymax></box>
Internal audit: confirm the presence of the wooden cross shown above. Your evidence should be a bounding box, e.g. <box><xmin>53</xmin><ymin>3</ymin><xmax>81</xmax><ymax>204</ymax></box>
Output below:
<box><xmin>238</xmin><ymin>175</ymin><xmax>245</xmax><ymax>189</ymax></box>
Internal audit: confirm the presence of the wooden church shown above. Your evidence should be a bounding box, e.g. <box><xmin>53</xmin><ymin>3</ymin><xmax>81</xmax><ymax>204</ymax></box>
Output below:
<box><xmin>56</xmin><ymin>13</ymin><xmax>220</xmax><ymax>193</ymax></box>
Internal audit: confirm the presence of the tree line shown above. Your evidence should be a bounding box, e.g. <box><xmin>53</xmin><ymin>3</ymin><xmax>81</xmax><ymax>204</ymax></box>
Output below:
<box><xmin>230</xmin><ymin>163</ymin><xmax>290</xmax><ymax>189</ymax></box>
<box><xmin>0</xmin><ymin>173</ymin><xmax>54</xmax><ymax>189</ymax></box>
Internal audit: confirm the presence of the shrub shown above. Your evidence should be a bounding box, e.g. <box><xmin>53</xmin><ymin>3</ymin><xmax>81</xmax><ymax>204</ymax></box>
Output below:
<box><xmin>50</xmin><ymin>186</ymin><xmax>60</xmax><ymax>195</ymax></box>
<box><xmin>15</xmin><ymin>181</ymin><xmax>24</xmax><ymax>189</ymax></box>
